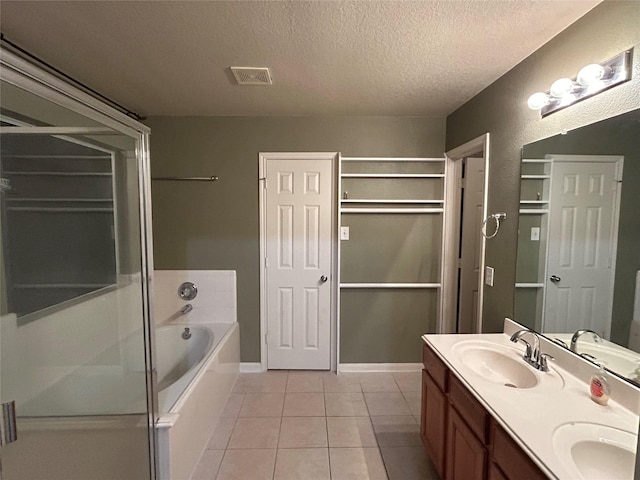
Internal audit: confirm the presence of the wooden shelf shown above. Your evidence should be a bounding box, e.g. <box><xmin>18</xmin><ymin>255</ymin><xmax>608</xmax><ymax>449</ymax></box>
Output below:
<box><xmin>519</xmin><ymin>209</ymin><xmax>549</xmax><ymax>214</ymax></box>
<box><xmin>341</xmin><ymin>199</ymin><xmax>443</xmax><ymax>204</ymax></box>
<box><xmin>340</xmin><ymin>283</ymin><xmax>440</xmax><ymax>289</ymax></box>
<box><xmin>342</xmin><ymin>157</ymin><xmax>444</xmax><ymax>162</ymax></box>
<box><xmin>341</xmin><ymin>173</ymin><xmax>444</xmax><ymax>178</ymax></box>
<box><xmin>341</xmin><ymin>207</ymin><xmax>443</xmax><ymax>214</ymax></box>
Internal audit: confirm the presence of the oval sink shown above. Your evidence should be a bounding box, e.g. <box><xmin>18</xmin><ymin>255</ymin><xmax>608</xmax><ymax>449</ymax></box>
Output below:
<box><xmin>452</xmin><ymin>340</ymin><xmax>564</xmax><ymax>391</ymax></box>
<box><xmin>553</xmin><ymin>422</ymin><xmax>636</xmax><ymax>480</ymax></box>
<box><xmin>459</xmin><ymin>346</ymin><xmax>538</xmax><ymax>388</ymax></box>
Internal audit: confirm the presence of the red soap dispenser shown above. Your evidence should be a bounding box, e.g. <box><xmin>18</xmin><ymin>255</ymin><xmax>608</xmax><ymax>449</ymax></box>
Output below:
<box><xmin>589</xmin><ymin>363</ymin><xmax>611</xmax><ymax>406</ymax></box>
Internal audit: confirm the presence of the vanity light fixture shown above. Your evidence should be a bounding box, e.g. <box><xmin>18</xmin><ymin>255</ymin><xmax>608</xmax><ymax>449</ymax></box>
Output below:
<box><xmin>527</xmin><ymin>49</ymin><xmax>632</xmax><ymax>117</ymax></box>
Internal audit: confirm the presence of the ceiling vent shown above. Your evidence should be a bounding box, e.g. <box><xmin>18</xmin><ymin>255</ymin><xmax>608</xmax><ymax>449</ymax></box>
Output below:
<box><xmin>230</xmin><ymin>67</ymin><xmax>272</xmax><ymax>86</ymax></box>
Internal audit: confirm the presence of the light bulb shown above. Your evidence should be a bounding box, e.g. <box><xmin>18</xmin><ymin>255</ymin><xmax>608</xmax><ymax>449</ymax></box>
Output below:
<box><xmin>527</xmin><ymin>92</ymin><xmax>549</xmax><ymax>110</ymax></box>
<box><xmin>550</xmin><ymin>78</ymin><xmax>574</xmax><ymax>98</ymax></box>
<box><xmin>577</xmin><ymin>64</ymin><xmax>606</xmax><ymax>86</ymax></box>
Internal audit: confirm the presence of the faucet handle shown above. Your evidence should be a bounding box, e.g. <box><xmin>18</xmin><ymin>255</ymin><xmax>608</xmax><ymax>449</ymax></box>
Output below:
<box><xmin>538</xmin><ymin>353</ymin><xmax>555</xmax><ymax>372</ymax></box>
<box><xmin>553</xmin><ymin>337</ymin><xmax>568</xmax><ymax>348</ymax></box>
<box><xmin>580</xmin><ymin>353</ymin><xmax>597</xmax><ymax>361</ymax></box>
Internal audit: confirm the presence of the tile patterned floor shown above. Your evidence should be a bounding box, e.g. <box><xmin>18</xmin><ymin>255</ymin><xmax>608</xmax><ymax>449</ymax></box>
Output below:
<box><xmin>191</xmin><ymin>370</ymin><xmax>441</xmax><ymax>480</ymax></box>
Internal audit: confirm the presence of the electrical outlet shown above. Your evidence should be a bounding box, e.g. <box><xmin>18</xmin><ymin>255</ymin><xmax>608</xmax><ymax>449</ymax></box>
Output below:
<box><xmin>485</xmin><ymin>266</ymin><xmax>495</xmax><ymax>287</ymax></box>
<box><xmin>531</xmin><ymin>227</ymin><xmax>540</xmax><ymax>241</ymax></box>
<box><xmin>340</xmin><ymin>226</ymin><xmax>350</xmax><ymax>240</ymax></box>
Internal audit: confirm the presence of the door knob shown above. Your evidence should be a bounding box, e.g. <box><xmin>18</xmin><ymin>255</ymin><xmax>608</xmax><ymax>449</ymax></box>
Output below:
<box><xmin>320</xmin><ymin>275</ymin><xmax>328</xmax><ymax>282</ymax></box>
<box><xmin>550</xmin><ymin>275</ymin><xmax>561</xmax><ymax>283</ymax></box>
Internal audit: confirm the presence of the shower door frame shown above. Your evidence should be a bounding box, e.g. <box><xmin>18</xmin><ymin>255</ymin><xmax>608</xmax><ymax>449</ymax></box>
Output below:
<box><xmin>0</xmin><ymin>46</ymin><xmax>158</xmax><ymax>479</ymax></box>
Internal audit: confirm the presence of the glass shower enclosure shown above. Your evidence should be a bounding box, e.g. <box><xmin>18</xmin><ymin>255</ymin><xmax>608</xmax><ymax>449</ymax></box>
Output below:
<box><xmin>0</xmin><ymin>47</ymin><xmax>157</xmax><ymax>479</ymax></box>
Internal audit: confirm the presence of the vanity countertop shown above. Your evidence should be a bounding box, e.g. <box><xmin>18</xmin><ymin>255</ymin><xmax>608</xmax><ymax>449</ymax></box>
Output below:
<box><xmin>422</xmin><ymin>333</ymin><xmax>638</xmax><ymax>480</ymax></box>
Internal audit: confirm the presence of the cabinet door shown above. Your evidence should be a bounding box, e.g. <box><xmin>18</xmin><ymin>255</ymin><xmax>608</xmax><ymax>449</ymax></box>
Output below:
<box><xmin>491</xmin><ymin>423</ymin><xmax>547</xmax><ymax>480</ymax></box>
<box><xmin>487</xmin><ymin>462</ymin><xmax>508</xmax><ymax>480</ymax></box>
<box><xmin>446</xmin><ymin>407</ymin><xmax>487</xmax><ymax>480</ymax></box>
<box><xmin>421</xmin><ymin>369</ymin><xmax>447</xmax><ymax>479</ymax></box>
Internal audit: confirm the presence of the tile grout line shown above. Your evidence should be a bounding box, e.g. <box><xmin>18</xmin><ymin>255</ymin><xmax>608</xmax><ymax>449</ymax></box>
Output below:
<box><xmin>324</xmin><ymin>382</ymin><xmax>332</xmax><ymax>480</ymax></box>
<box><xmin>273</xmin><ymin>370</ymin><xmax>288</xmax><ymax>480</ymax></box>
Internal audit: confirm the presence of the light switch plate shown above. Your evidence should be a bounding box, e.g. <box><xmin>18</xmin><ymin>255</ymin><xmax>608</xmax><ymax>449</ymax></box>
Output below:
<box><xmin>485</xmin><ymin>266</ymin><xmax>494</xmax><ymax>287</ymax></box>
<box><xmin>531</xmin><ymin>227</ymin><xmax>540</xmax><ymax>241</ymax></box>
<box><xmin>340</xmin><ymin>226</ymin><xmax>350</xmax><ymax>240</ymax></box>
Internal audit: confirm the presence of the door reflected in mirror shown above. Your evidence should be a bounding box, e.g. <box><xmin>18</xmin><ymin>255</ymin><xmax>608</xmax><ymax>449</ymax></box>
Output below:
<box><xmin>515</xmin><ymin>108</ymin><xmax>640</xmax><ymax>384</ymax></box>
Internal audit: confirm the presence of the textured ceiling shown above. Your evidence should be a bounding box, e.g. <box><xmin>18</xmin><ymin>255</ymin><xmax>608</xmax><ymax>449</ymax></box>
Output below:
<box><xmin>0</xmin><ymin>1</ymin><xmax>600</xmax><ymax>117</ymax></box>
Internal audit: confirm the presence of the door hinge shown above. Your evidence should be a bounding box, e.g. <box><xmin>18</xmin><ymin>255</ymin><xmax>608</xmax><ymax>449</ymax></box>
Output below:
<box><xmin>457</xmin><ymin>258</ymin><xmax>462</xmax><ymax>269</ymax></box>
<box><xmin>260</xmin><ymin>177</ymin><xmax>267</xmax><ymax>189</ymax></box>
<box><xmin>265</xmin><ymin>257</ymin><xmax>269</xmax><ymax>268</ymax></box>
<box><xmin>457</xmin><ymin>177</ymin><xmax>465</xmax><ymax>189</ymax></box>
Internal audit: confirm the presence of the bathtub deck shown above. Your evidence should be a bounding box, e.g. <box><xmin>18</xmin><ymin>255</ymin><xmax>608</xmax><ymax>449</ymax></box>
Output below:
<box><xmin>190</xmin><ymin>370</ymin><xmax>435</xmax><ymax>480</ymax></box>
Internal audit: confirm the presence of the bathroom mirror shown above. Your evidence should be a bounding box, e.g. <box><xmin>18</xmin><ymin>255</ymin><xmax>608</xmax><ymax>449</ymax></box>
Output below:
<box><xmin>514</xmin><ymin>108</ymin><xmax>640</xmax><ymax>384</ymax></box>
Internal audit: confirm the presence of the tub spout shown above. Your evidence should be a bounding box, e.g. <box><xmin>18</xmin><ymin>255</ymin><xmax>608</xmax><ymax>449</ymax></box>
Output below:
<box><xmin>180</xmin><ymin>303</ymin><xmax>193</xmax><ymax>315</ymax></box>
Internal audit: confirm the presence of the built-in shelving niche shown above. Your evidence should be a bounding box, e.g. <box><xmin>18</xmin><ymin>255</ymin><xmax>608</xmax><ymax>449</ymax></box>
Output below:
<box><xmin>337</xmin><ymin>156</ymin><xmax>445</xmax><ymax>364</ymax></box>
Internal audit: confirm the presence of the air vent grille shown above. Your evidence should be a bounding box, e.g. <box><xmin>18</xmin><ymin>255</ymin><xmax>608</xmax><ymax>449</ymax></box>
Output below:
<box><xmin>230</xmin><ymin>67</ymin><xmax>272</xmax><ymax>86</ymax></box>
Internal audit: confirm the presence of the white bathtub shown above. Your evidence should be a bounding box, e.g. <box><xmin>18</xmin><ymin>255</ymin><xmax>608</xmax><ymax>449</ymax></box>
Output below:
<box><xmin>156</xmin><ymin>321</ymin><xmax>239</xmax><ymax>480</ymax></box>
<box><xmin>156</xmin><ymin>323</ymin><xmax>231</xmax><ymax>413</ymax></box>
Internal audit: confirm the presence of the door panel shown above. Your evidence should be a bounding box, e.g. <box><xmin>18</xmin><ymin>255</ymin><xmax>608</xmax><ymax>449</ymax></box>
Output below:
<box><xmin>545</xmin><ymin>160</ymin><xmax>618</xmax><ymax>336</ymax></box>
<box><xmin>265</xmin><ymin>157</ymin><xmax>332</xmax><ymax>370</ymax></box>
<box><xmin>458</xmin><ymin>157</ymin><xmax>484</xmax><ymax>333</ymax></box>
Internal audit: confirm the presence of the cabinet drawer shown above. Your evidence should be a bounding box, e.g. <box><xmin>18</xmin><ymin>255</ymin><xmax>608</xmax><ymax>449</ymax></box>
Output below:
<box><xmin>422</xmin><ymin>343</ymin><xmax>449</xmax><ymax>392</ymax></box>
<box><xmin>449</xmin><ymin>374</ymin><xmax>490</xmax><ymax>444</ymax></box>
<box><xmin>491</xmin><ymin>422</ymin><xmax>547</xmax><ymax>480</ymax></box>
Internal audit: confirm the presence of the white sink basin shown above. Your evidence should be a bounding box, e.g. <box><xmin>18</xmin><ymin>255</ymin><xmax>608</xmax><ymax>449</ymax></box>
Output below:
<box><xmin>553</xmin><ymin>422</ymin><xmax>637</xmax><ymax>480</ymax></box>
<box><xmin>453</xmin><ymin>340</ymin><xmax>564</xmax><ymax>391</ymax></box>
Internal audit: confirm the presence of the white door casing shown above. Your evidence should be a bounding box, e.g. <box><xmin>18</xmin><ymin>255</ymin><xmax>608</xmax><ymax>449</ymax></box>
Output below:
<box><xmin>544</xmin><ymin>156</ymin><xmax>622</xmax><ymax>338</ymax></box>
<box><xmin>458</xmin><ymin>157</ymin><xmax>485</xmax><ymax>333</ymax></box>
<box><xmin>442</xmin><ymin>134</ymin><xmax>490</xmax><ymax>334</ymax></box>
<box><xmin>261</xmin><ymin>153</ymin><xmax>334</xmax><ymax>370</ymax></box>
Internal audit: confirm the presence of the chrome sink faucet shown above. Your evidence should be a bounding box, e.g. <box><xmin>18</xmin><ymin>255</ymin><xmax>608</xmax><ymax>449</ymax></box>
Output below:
<box><xmin>510</xmin><ymin>329</ymin><xmax>539</xmax><ymax>365</ymax></box>
<box><xmin>570</xmin><ymin>329</ymin><xmax>602</xmax><ymax>353</ymax></box>
<box><xmin>509</xmin><ymin>329</ymin><xmax>554</xmax><ymax>372</ymax></box>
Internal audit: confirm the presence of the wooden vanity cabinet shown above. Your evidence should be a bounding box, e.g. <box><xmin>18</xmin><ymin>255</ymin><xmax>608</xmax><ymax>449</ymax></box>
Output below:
<box><xmin>490</xmin><ymin>423</ymin><xmax>548</xmax><ymax>480</ymax></box>
<box><xmin>421</xmin><ymin>342</ymin><xmax>548</xmax><ymax>480</ymax></box>
<box><xmin>446</xmin><ymin>406</ymin><xmax>486</xmax><ymax>480</ymax></box>
<box><xmin>446</xmin><ymin>374</ymin><xmax>490</xmax><ymax>480</ymax></box>
<box><xmin>421</xmin><ymin>348</ymin><xmax>449</xmax><ymax>478</ymax></box>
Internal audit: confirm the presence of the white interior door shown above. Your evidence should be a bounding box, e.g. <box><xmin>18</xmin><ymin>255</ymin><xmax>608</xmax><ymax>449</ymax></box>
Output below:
<box><xmin>458</xmin><ymin>157</ymin><xmax>484</xmax><ymax>333</ymax></box>
<box><xmin>264</xmin><ymin>155</ymin><xmax>333</xmax><ymax>370</ymax></box>
<box><xmin>544</xmin><ymin>158</ymin><xmax>620</xmax><ymax>337</ymax></box>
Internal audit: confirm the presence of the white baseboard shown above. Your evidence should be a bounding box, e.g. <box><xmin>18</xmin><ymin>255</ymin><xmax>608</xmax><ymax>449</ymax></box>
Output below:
<box><xmin>338</xmin><ymin>363</ymin><xmax>422</xmax><ymax>373</ymax></box>
<box><xmin>239</xmin><ymin>362</ymin><xmax>264</xmax><ymax>373</ymax></box>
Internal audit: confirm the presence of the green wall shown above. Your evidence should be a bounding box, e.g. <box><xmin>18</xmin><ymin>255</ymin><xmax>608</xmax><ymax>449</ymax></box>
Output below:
<box><xmin>145</xmin><ymin>116</ymin><xmax>445</xmax><ymax>362</ymax></box>
<box><xmin>445</xmin><ymin>2</ymin><xmax>640</xmax><ymax>333</ymax></box>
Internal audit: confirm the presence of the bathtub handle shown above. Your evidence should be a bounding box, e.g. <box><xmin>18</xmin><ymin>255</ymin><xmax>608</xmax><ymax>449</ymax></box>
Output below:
<box><xmin>320</xmin><ymin>275</ymin><xmax>328</xmax><ymax>283</ymax></box>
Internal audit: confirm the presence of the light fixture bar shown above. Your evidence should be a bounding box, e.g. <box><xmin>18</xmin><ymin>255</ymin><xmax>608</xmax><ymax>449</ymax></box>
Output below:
<box><xmin>529</xmin><ymin>49</ymin><xmax>633</xmax><ymax>117</ymax></box>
